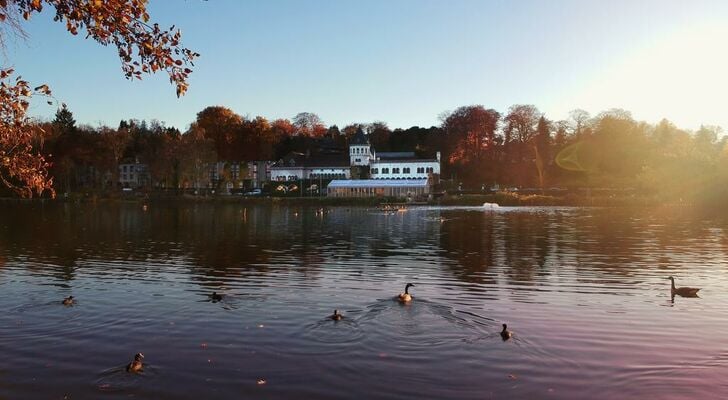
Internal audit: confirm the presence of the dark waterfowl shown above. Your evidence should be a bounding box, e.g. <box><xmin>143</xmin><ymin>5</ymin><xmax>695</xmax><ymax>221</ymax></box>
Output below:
<box><xmin>126</xmin><ymin>353</ymin><xmax>144</xmax><ymax>373</ymax></box>
<box><xmin>210</xmin><ymin>292</ymin><xmax>223</xmax><ymax>302</ymax></box>
<box><xmin>398</xmin><ymin>283</ymin><xmax>415</xmax><ymax>303</ymax></box>
<box><xmin>62</xmin><ymin>296</ymin><xmax>74</xmax><ymax>306</ymax></box>
<box><xmin>500</xmin><ymin>324</ymin><xmax>512</xmax><ymax>341</ymax></box>
<box><xmin>330</xmin><ymin>309</ymin><xmax>343</xmax><ymax>321</ymax></box>
<box><xmin>669</xmin><ymin>276</ymin><xmax>700</xmax><ymax>297</ymax></box>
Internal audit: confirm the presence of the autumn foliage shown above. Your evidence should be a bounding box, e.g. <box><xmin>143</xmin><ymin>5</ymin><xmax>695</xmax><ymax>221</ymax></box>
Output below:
<box><xmin>0</xmin><ymin>0</ymin><xmax>196</xmax><ymax>197</ymax></box>
<box><xmin>0</xmin><ymin>68</ymin><xmax>53</xmax><ymax>196</ymax></box>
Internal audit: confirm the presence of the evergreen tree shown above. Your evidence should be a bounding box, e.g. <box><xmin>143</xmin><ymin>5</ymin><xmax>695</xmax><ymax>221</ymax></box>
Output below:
<box><xmin>53</xmin><ymin>104</ymin><xmax>76</xmax><ymax>134</ymax></box>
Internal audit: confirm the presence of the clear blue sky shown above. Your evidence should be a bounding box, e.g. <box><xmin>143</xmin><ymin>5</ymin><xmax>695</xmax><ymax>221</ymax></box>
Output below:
<box><xmin>8</xmin><ymin>0</ymin><xmax>728</xmax><ymax>131</ymax></box>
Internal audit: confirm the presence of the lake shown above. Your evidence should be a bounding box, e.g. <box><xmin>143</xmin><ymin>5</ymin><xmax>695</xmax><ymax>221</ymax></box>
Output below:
<box><xmin>1</xmin><ymin>202</ymin><xmax>727</xmax><ymax>399</ymax></box>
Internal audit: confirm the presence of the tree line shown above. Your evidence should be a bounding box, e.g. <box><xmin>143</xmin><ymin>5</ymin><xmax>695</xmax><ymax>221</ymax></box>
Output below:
<box><xmin>19</xmin><ymin>103</ymin><xmax>727</xmax><ymax>205</ymax></box>
<box><xmin>0</xmin><ymin>0</ymin><xmax>197</xmax><ymax>197</ymax></box>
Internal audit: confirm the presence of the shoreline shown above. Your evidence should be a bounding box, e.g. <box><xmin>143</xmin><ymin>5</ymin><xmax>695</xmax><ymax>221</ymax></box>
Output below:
<box><xmin>0</xmin><ymin>191</ymin><xmax>696</xmax><ymax>208</ymax></box>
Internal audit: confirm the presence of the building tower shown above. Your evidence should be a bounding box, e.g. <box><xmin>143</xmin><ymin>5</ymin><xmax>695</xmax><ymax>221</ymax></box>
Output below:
<box><xmin>349</xmin><ymin>127</ymin><xmax>371</xmax><ymax>167</ymax></box>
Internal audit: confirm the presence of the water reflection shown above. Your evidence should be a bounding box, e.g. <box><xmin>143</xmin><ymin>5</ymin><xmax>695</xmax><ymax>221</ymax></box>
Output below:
<box><xmin>1</xmin><ymin>203</ymin><xmax>728</xmax><ymax>399</ymax></box>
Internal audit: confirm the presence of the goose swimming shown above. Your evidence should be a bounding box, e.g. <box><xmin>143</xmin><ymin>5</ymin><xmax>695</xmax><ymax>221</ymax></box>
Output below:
<box><xmin>669</xmin><ymin>276</ymin><xmax>700</xmax><ymax>297</ymax></box>
<box><xmin>330</xmin><ymin>309</ymin><xmax>343</xmax><ymax>321</ymax></box>
<box><xmin>398</xmin><ymin>283</ymin><xmax>415</xmax><ymax>303</ymax></box>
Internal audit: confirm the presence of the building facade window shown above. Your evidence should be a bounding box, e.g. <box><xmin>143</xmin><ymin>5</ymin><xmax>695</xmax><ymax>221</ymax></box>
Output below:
<box><xmin>417</xmin><ymin>167</ymin><xmax>425</xmax><ymax>173</ymax></box>
<box><xmin>403</xmin><ymin>167</ymin><xmax>410</xmax><ymax>173</ymax></box>
<box><xmin>393</xmin><ymin>168</ymin><xmax>400</xmax><ymax>174</ymax></box>
<box><xmin>372</xmin><ymin>168</ymin><xmax>378</xmax><ymax>174</ymax></box>
<box><xmin>382</xmin><ymin>168</ymin><xmax>389</xmax><ymax>174</ymax></box>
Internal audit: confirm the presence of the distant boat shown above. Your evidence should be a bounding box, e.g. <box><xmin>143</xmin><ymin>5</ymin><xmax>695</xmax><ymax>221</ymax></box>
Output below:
<box><xmin>482</xmin><ymin>202</ymin><xmax>499</xmax><ymax>209</ymax></box>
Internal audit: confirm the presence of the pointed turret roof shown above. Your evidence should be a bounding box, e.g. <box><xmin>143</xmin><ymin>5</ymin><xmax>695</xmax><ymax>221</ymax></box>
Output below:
<box><xmin>350</xmin><ymin>127</ymin><xmax>369</xmax><ymax>145</ymax></box>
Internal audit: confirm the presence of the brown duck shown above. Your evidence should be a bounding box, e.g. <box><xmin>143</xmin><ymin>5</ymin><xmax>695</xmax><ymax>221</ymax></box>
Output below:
<box><xmin>500</xmin><ymin>323</ymin><xmax>513</xmax><ymax>341</ymax></box>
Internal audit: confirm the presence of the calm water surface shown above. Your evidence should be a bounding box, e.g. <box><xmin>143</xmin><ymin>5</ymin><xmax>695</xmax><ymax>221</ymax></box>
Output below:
<box><xmin>1</xmin><ymin>203</ymin><xmax>728</xmax><ymax>399</ymax></box>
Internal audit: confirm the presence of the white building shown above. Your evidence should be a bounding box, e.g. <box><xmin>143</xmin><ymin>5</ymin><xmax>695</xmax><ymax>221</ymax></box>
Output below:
<box><xmin>349</xmin><ymin>128</ymin><xmax>440</xmax><ymax>180</ymax></box>
<box><xmin>269</xmin><ymin>128</ymin><xmax>441</xmax><ymax>192</ymax></box>
<box><xmin>349</xmin><ymin>130</ymin><xmax>371</xmax><ymax>166</ymax></box>
<box><xmin>369</xmin><ymin>151</ymin><xmax>440</xmax><ymax>180</ymax></box>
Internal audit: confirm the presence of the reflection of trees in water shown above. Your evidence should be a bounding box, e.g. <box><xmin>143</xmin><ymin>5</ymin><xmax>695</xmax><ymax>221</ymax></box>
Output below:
<box><xmin>439</xmin><ymin>211</ymin><xmax>561</xmax><ymax>288</ymax></box>
<box><xmin>436</xmin><ymin>208</ymin><xmax>728</xmax><ymax>289</ymax></box>
<box><xmin>3</xmin><ymin>204</ymin><xmax>728</xmax><ymax>292</ymax></box>
<box><xmin>0</xmin><ymin>203</ymin><xmax>289</xmax><ymax>285</ymax></box>
<box><xmin>566</xmin><ymin>209</ymin><xmax>728</xmax><ymax>282</ymax></box>
<box><xmin>498</xmin><ymin>212</ymin><xmax>553</xmax><ymax>285</ymax></box>
<box><xmin>439</xmin><ymin>213</ymin><xmax>497</xmax><ymax>285</ymax></box>
<box><xmin>0</xmin><ymin>204</ymin><xmax>445</xmax><ymax>290</ymax></box>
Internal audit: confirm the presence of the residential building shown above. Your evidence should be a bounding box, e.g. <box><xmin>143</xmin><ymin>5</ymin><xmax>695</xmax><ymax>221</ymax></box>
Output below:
<box><xmin>119</xmin><ymin>159</ymin><xmax>150</xmax><ymax>189</ymax></box>
<box><xmin>247</xmin><ymin>160</ymin><xmax>273</xmax><ymax>188</ymax></box>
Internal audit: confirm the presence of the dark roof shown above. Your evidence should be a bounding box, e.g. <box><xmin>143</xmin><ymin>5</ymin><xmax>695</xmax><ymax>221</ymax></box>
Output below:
<box><xmin>350</xmin><ymin>127</ymin><xmax>368</xmax><ymax>145</ymax></box>
<box><xmin>273</xmin><ymin>152</ymin><xmax>349</xmax><ymax>168</ymax></box>
<box><xmin>376</xmin><ymin>152</ymin><xmax>417</xmax><ymax>160</ymax></box>
<box><xmin>305</xmin><ymin>154</ymin><xmax>350</xmax><ymax>167</ymax></box>
<box><xmin>316</xmin><ymin>137</ymin><xmax>345</xmax><ymax>155</ymax></box>
<box><xmin>372</xmin><ymin>158</ymin><xmax>438</xmax><ymax>164</ymax></box>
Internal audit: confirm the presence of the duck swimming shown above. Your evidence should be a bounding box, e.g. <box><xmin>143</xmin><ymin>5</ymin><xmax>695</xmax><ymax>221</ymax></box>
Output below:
<box><xmin>126</xmin><ymin>353</ymin><xmax>144</xmax><ymax>373</ymax></box>
<box><xmin>669</xmin><ymin>276</ymin><xmax>700</xmax><ymax>297</ymax></box>
<box><xmin>398</xmin><ymin>283</ymin><xmax>415</xmax><ymax>302</ymax></box>
<box><xmin>500</xmin><ymin>323</ymin><xmax>512</xmax><ymax>341</ymax></box>
<box><xmin>330</xmin><ymin>309</ymin><xmax>343</xmax><ymax>321</ymax></box>
<box><xmin>210</xmin><ymin>292</ymin><xmax>223</xmax><ymax>302</ymax></box>
<box><xmin>62</xmin><ymin>296</ymin><xmax>74</xmax><ymax>306</ymax></box>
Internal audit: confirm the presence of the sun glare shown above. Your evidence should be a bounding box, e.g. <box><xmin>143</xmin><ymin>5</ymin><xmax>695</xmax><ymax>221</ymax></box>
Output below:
<box><xmin>574</xmin><ymin>22</ymin><xmax>728</xmax><ymax>129</ymax></box>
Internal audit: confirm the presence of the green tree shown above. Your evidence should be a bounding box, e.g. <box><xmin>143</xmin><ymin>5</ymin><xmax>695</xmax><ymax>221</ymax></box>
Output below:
<box><xmin>52</xmin><ymin>104</ymin><xmax>76</xmax><ymax>134</ymax></box>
